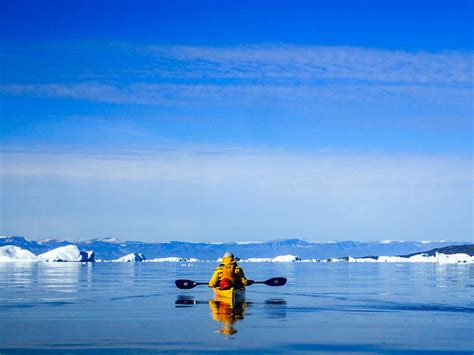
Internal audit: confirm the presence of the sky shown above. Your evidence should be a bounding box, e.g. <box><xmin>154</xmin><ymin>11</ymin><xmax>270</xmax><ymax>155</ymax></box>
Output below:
<box><xmin>0</xmin><ymin>0</ymin><xmax>472</xmax><ymax>242</ymax></box>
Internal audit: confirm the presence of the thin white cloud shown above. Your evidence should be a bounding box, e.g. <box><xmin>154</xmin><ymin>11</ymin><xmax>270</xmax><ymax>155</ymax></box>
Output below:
<box><xmin>1</xmin><ymin>145</ymin><xmax>470</xmax><ymax>188</ymax></box>
<box><xmin>1</xmin><ymin>81</ymin><xmax>470</xmax><ymax>108</ymax></box>
<box><xmin>1</xmin><ymin>45</ymin><xmax>471</xmax><ymax>127</ymax></box>
<box><xmin>142</xmin><ymin>45</ymin><xmax>472</xmax><ymax>86</ymax></box>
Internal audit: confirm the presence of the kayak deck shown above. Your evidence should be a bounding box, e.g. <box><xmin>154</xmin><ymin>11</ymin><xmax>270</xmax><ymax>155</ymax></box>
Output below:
<box><xmin>213</xmin><ymin>287</ymin><xmax>246</xmax><ymax>306</ymax></box>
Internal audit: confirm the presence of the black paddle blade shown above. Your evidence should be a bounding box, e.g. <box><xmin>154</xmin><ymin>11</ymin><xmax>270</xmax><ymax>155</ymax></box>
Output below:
<box><xmin>175</xmin><ymin>279</ymin><xmax>197</xmax><ymax>289</ymax></box>
<box><xmin>263</xmin><ymin>277</ymin><xmax>287</xmax><ymax>286</ymax></box>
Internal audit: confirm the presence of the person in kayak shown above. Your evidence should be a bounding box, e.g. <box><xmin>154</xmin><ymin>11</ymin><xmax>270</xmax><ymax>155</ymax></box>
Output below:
<box><xmin>209</xmin><ymin>252</ymin><xmax>254</xmax><ymax>290</ymax></box>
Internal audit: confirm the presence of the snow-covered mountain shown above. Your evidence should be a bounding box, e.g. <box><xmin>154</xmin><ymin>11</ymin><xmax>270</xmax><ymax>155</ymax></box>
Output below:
<box><xmin>0</xmin><ymin>235</ymin><xmax>469</xmax><ymax>260</ymax></box>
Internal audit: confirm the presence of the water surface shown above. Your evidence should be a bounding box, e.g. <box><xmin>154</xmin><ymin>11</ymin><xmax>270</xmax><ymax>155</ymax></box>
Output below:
<box><xmin>1</xmin><ymin>262</ymin><xmax>473</xmax><ymax>353</ymax></box>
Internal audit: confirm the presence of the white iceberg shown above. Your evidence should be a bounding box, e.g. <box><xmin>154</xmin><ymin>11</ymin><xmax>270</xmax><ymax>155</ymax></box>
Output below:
<box><xmin>348</xmin><ymin>252</ymin><xmax>474</xmax><ymax>264</ymax></box>
<box><xmin>435</xmin><ymin>253</ymin><xmax>474</xmax><ymax>264</ymax></box>
<box><xmin>113</xmin><ymin>253</ymin><xmax>146</xmax><ymax>262</ymax></box>
<box><xmin>271</xmin><ymin>255</ymin><xmax>301</xmax><ymax>262</ymax></box>
<box><xmin>38</xmin><ymin>245</ymin><xmax>94</xmax><ymax>262</ymax></box>
<box><xmin>347</xmin><ymin>256</ymin><xmax>378</xmax><ymax>262</ymax></box>
<box><xmin>187</xmin><ymin>258</ymin><xmax>201</xmax><ymax>262</ymax></box>
<box><xmin>377</xmin><ymin>256</ymin><xmax>410</xmax><ymax>263</ymax></box>
<box><xmin>146</xmin><ymin>257</ymin><xmax>198</xmax><ymax>262</ymax></box>
<box><xmin>242</xmin><ymin>255</ymin><xmax>301</xmax><ymax>262</ymax></box>
<box><xmin>242</xmin><ymin>257</ymin><xmax>272</xmax><ymax>262</ymax></box>
<box><xmin>0</xmin><ymin>245</ymin><xmax>38</xmax><ymax>262</ymax></box>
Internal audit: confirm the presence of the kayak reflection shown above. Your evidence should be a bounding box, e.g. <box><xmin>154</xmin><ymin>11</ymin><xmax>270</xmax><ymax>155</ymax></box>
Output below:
<box><xmin>208</xmin><ymin>299</ymin><xmax>247</xmax><ymax>335</ymax></box>
<box><xmin>175</xmin><ymin>296</ymin><xmax>287</xmax><ymax>336</ymax></box>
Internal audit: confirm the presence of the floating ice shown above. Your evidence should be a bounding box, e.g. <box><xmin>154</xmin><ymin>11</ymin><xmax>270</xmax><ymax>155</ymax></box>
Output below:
<box><xmin>347</xmin><ymin>256</ymin><xmax>378</xmax><ymax>263</ymax></box>
<box><xmin>145</xmin><ymin>257</ymin><xmax>199</xmax><ymax>262</ymax></box>
<box><xmin>242</xmin><ymin>255</ymin><xmax>301</xmax><ymax>262</ymax></box>
<box><xmin>113</xmin><ymin>253</ymin><xmax>146</xmax><ymax>262</ymax></box>
<box><xmin>0</xmin><ymin>245</ymin><xmax>38</xmax><ymax>262</ymax></box>
<box><xmin>349</xmin><ymin>252</ymin><xmax>474</xmax><ymax>264</ymax></box>
<box><xmin>38</xmin><ymin>245</ymin><xmax>94</xmax><ymax>262</ymax></box>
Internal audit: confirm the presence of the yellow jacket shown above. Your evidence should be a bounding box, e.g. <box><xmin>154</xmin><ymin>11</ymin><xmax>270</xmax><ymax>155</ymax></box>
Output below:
<box><xmin>208</xmin><ymin>257</ymin><xmax>250</xmax><ymax>288</ymax></box>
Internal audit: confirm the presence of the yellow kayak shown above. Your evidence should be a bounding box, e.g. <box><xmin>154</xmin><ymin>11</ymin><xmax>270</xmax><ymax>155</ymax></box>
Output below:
<box><xmin>213</xmin><ymin>287</ymin><xmax>246</xmax><ymax>306</ymax></box>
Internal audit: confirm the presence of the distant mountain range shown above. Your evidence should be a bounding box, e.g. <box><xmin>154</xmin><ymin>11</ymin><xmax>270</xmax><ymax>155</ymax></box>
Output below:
<box><xmin>0</xmin><ymin>236</ymin><xmax>469</xmax><ymax>260</ymax></box>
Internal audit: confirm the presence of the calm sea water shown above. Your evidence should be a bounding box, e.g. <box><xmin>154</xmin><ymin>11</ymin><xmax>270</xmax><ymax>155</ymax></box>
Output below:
<box><xmin>0</xmin><ymin>262</ymin><xmax>473</xmax><ymax>354</ymax></box>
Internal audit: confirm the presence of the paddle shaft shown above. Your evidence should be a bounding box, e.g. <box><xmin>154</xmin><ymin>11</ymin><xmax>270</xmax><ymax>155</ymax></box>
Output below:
<box><xmin>175</xmin><ymin>277</ymin><xmax>286</xmax><ymax>289</ymax></box>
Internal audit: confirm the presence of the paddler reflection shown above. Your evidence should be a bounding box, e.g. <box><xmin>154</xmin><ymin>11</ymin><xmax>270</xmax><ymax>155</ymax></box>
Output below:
<box><xmin>208</xmin><ymin>299</ymin><xmax>247</xmax><ymax>335</ymax></box>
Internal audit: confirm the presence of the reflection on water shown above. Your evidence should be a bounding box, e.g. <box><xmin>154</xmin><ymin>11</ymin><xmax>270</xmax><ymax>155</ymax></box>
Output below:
<box><xmin>264</xmin><ymin>298</ymin><xmax>287</xmax><ymax>319</ymax></box>
<box><xmin>175</xmin><ymin>295</ymin><xmax>247</xmax><ymax>335</ymax></box>
<box><xmin>176</xmin><ymin>295</ymin><xmax>288</xmax><ymax>337</ymax></box>
<box><xmin>209</xmin><ymin>299</ymin><xmax>246</xmax><ymax>335</ymax></box>
<box><xmin>39</xmin><ymin>262</ymin><xmax>81</xmax><ymax>292</ymax></box>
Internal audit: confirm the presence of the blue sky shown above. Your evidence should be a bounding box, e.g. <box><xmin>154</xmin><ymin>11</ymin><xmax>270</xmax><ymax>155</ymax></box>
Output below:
<box><xmin>0</xmin><ymin>0</ymin><xmax>472</xmax><ymax>242</ymax></box>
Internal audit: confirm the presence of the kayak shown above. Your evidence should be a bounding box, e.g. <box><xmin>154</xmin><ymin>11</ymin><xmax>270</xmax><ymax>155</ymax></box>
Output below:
<box><xmin>213</xmin><ymin>287</ymin><xmax>246</xmax><ymax>306</ymax></box>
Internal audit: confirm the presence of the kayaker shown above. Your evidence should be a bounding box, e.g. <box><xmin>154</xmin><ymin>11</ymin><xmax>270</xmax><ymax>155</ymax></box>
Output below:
<box><xmin>208</xmin><ymin>252</ymin><xmax>254</xmax><ymax>290</ymax></box>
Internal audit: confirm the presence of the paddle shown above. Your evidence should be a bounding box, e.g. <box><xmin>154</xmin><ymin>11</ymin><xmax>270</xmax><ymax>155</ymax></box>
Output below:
<box><xmin>253</xmin><ymin>277</ymin><xmax>287</xmax><ymax>286</ymax></box>
<box><xmin>175</xmin><ymin>277</ymin><xmax>287</xmax><ymax>289</ymax></box>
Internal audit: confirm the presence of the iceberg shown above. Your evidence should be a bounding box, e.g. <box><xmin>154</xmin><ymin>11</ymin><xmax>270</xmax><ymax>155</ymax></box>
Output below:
<box><xmin>146</xmin><ymin>257</ymin><xmax>197</xmax><ymax>262</ymax></box>
<box><xmin>0</xmin><ymin>245</ymin><xmax>38</xmax><ymax>262</ymax></box>
<box><xmin>435</xmin><ymin>253</ymin><xmax>474</xmax><ymax>264</ymax></box>
<box><xmin>271</xmin><ymin>255</ymin><xmax>301</xmax><ymax>262</ymax></box>
<box><xmin>348</xmin><ymin>252</ymin><xmax>474</xmax><ymax>264</ymax></box>
<box><xmin>377</xmin><ymin>256</ymin><xmax>410</xmax><ymax>263</ymax></box>
<box><xmin>38</xmin><ymin>245</ymin><xmax>94</xmax><ymax>262</ymax></box>
<box><xmin>242</xmin><ymin>255</ymin><xmax>301</xmax><ymax>262</ymax></box>
<box><xmin>113</xmin><ymin>253</ymin><xmax>146</xmax><ymax>262</ymax></box>
<box><xmin>347</xmin><ymin>256</ymin><xmax>378</xmax><ymax>262</ymax></box>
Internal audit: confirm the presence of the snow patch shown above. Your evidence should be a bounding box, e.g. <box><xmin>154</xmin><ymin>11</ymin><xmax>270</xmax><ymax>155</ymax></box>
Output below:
<box><xmin>99</xmin><ymin>237</ymin><xmax>121</xmax><ymax>244</ymax></box>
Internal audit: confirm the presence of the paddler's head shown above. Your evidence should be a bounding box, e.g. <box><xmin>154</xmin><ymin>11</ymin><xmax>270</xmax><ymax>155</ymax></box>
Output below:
<box><xmin>221</xmin><ymin>252</ymin><xmax>235</xmax><ymax>264</ymax></box>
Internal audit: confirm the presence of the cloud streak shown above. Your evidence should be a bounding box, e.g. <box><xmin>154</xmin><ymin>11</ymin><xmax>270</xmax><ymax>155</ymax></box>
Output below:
<box><xmin>142</xmin><ymin>45</ymin><xmax>472</xmax><ymax>86</ymax></box>
<box><xmin>1</xmin><ymin>81</ymin><xmax>470</xmax><ymax>109</ymax></box>
<box><xmin>1</xmin><ymin>45</ymin><xmax>471</xmax><ymax>114</ymax></box>
<box><xmin>1</xmin><ymin>145</ymin><xmax>470</xmax><ymax>187</ymax></box>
